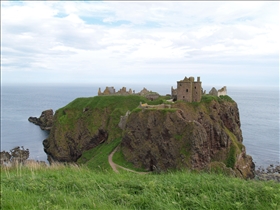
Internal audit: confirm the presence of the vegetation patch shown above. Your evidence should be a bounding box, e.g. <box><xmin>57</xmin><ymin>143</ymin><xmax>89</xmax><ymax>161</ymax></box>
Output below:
<box><xmin>219</xmin><ymin>95</ymin><xmax>235</xmax><ymax>102</ymax></box>
<box><xmin>1</xmin><ymin>165</ymin><xmax>279</xmax><ymax>209</ymax></box>
<box><xmin>201</xmin><ymin>94</ymin><xmax>221</xmax><ymax>103</ymax></box>
<box><xmin>224</xmin><ymin>128</ymin><xmax>243</xmax><ymax>169</ymax></box>
<box><xmin>226</xmin><ymin>144</ymin><xmax>236</xmax><ymax>169</ymax></box>
<box><xmin>174</xmin><ymin>134</ymin><xmax>183</xmax><ymax>141</ymax></box>
<box><xmin>77</xmin><ymin>138</ymin><xmax>121</xmax><ymax>171</ymax></box>
<box><xmin>53</xmin><ymin>95</ymin><xmax>151</xmax><ymax>142</ymax></box>
<box><xmin>113</xmin><ymin>147</ymin><xmax>148</xmax><ymax>172</ymax></box>
<box><xmin>208</xmin><ymin>161</ymin><xmax>235</xmax><ymax>177</ymax></box>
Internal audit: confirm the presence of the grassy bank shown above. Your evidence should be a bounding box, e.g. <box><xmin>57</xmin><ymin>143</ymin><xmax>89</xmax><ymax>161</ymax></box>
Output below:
<box><xmin>1</xmin><ymin>163</ymin><xmax>279</xmax><ymax>210</ymax></box>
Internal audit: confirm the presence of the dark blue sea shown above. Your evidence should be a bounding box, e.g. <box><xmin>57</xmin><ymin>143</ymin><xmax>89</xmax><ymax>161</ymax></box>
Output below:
<box><xmin>1</xmin><ymin>85</ymin><xmax>279</xmax><ymax>168</ymax></box>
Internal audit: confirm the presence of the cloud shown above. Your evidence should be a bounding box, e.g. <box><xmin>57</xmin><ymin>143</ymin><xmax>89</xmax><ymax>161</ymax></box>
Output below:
<box><xmin>1</xmin><ymin>1</ymin><xmax>279</xmax><ymax>87</ymax></box>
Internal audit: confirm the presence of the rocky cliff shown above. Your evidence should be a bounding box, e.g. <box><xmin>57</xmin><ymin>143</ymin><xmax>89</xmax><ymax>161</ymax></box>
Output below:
<box><xmin>43</xmin><ymin>95</ymin><xmax>149</xmax><ymax>162</ymax></box>
<box><xmin>28</xmin><ymin>109</ymin><xmax>54</xmax><ymax>131</ymax></box>
<box><xmin>43</xmin><ymin>95</ymin><xmax>255</xmax><ymax>179</ymax></box>
<box><xmin>121</xmin><ymin>96</ymin><xmax>254</xmax><ymax>179</ymax></box>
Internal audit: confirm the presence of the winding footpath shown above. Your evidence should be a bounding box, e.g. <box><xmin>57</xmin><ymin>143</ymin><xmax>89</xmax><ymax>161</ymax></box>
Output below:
<box><xmin>108</xmin><ymin>146</ymin><xmax>150</xmax><ymax>175</ymax></box>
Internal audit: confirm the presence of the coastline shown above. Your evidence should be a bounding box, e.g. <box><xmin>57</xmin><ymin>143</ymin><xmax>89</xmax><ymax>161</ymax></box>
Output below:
<box><xmin>1</xmin><ymin>85</ymin><xmax>279</xmax><ymax>168</ymax></box>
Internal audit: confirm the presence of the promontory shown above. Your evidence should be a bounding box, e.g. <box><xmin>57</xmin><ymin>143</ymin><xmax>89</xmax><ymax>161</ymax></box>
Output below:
<box><xmin>41</xmin><ymin>77</ymin><xmax>255</xmax><ymax>179</ymax></box>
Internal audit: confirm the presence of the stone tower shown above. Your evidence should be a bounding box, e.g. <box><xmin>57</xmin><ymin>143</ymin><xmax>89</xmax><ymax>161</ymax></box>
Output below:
<box><xmin>177</xmin><ymin>76</ymin><xmax>202</xmax><ymax>102</ymax></box>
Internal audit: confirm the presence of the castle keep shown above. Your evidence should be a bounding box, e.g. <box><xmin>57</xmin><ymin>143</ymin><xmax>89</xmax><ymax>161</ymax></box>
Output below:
<box><xmin>172</xmin><ymin>76</ymin><xmax>202</xmax><ymax>102</ymax></box>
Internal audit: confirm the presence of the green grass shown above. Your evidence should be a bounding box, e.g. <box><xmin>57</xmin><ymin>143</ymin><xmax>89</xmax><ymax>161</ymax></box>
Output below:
<box><xmin>51</xmin><ymin>95</ymin><xmax>156</xmax><ymax>149</ymax></box>
<box><xmin>226</xmin><ymin>144</ymin><xmax>236</xmax><ymax>169</ymax></box>
<box><xmin>219</xmin><ymin>95</ymin><xmax>235</xmax><ymax>102</ymax></box>
<box><xmin>1</xmin><ymin>164</ymin><xmax>280</xmax><ymax>210</ymax></box>
<box><xmin>201</xmin><ymin>94</ymin><xmax>221</xmax><ymax>103</ymax></box>
<box><xmin>77</xmin><ymin>138</ymin><xmax>121</xmax><ymax>170</ymax></box>
<box><xmin>198</xmin><ymin>94</ymin><xmax>235</xmax><ymax>104</ymax></box>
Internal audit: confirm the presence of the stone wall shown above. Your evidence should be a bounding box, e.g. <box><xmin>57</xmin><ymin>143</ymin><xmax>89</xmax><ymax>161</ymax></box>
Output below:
<box><xmin>98</xmin><ymin>86</ymin><xmax>159</xmax><ymax>100</ymax></box>
<box><xmin>176</xmin><ymin>76</ymin><xmax>202</xmax><ymax>102</ymax></box>
<box><xmin>209</xmin><ymin>86</ymin><xmax>227</xmax><ymax>97</ymax></box>
<box><xmin>218</xmin><ymin>86</ymin><xmax>227</xmax><ymax>96</ymax></box>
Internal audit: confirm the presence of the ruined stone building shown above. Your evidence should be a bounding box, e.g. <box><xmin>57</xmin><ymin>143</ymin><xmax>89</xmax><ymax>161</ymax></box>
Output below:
<box><xmin>98</xmin><ymin>86</ymin><xmax>160</xmax><ymax>100</ymax></box>
<box><xmin>171</xmin><ymin>76</ymin><xmax>202</xmax><ymax>102</ymax></box>
<box><xmin>217</xmin><ymin>86</ymin><xmax>227</xmax><ymax>96</ymax></box>
<box><xmin>209</xmin><ymin>86</ymin><xmax>227</xmax><ymax>97</ymax></box>
<box><xmin>98</xmin><ymin>87</ymin><xmax>133</xmax><ymax>96</ymax></box>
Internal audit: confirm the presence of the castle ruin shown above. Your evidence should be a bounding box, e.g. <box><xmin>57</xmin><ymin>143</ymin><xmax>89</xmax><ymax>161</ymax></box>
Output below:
<box><xmin>98</xmin><ymin>77</ymin><xmax>226</xmax><ymax>103</ymax></box>
<box><xmin>171</xmin><ymin>76</ymin><xmax>202</xmax><ymax>102</ymax></box>
<box><xmin>209</xmin><ymin>86</ymin><xmax>227</xmax><ymax>97</ymax></box>
<box><xmin>98</xmin><ymin>87</ymin><xmax>133</xmax><ymax>96</ymax></box>
<box><xmin>98</xmin><ymin>86</ymin><xmax>160</xmax><ymax>101</ymax></box>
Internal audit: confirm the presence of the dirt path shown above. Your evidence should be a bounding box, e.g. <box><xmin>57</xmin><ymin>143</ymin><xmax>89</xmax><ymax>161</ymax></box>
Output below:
<box><xmin>108</xmin><ymin>146</ymin><xmax>150</xmax><ymax>175</ymax></box>
<box><xmin>108</xmin><ymin>146</ymin><xmax>119</xmax><ymax>173</ymax></box>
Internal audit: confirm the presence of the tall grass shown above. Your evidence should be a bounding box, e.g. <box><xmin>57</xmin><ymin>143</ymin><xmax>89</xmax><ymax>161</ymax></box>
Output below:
<box><xmin>1</xmin><ymin>163</ymin><xmax>279</xmax><ymax>210</ymax></box>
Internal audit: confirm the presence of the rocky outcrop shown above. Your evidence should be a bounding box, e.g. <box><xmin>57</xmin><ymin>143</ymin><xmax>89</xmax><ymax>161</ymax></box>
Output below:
<box><xmin>0</xmin><ymin>146</ymin><xmax>29</xmax><ymax>165</ymax></box>
<box><xmin>42</xmin><ymin>95</ymin><xmax>254</xmax><ymax>179</ymax></box>
<box><xmin>121</xmin><ymin>110</ymin><xmax>209</xmax><ymax>171</ymax></box>
<box><xmin>43</xmin><ymin>127</ymin><xmax>108</xmax><ymax>162</ymax></box>
<box><xmin>42</xmin><ymin>95</ymin><xmax>146</xmax><ymax>163</ymax></box>
<box><xmin>42</xmin><ymin>108</ymin><xmax>111</xmax><ymax>162</ymax></box>
<box><xmin>121</xmin><ymin>99</ymin><xmax>255</xmax><ymax>179</ymax></box>
<box><xmin>28</xmin><ymin>109</ymin><xmax>54</xmax><ymax>131</ymax></box>
<box><xmin>118</xmin><ymin>111</ymin><xmax>131</xmax><ymax>130</ymax></box>
<box><xmin>255</xmin><ymin>165</ymin><xmax>280</xmax><ymax>182</ymax></box>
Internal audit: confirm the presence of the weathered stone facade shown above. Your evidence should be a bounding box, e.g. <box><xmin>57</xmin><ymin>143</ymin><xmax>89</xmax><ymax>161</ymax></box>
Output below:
<box><xmin>98</xmin><ymin>87</ymin><xmax>159</xmax><ymax>100</ymax></box>
<box><xmin>218</xmin><ymin>86</ymin><xmax>227</xmax><ymax>96</ymax></box>
<box><xmin>98</xmin><ymin>87</ymin><xmax>133</xmax><ymax>96</ymax></box>
<box><xmin>209</xmin><ymin>86</ymin><xmax>227</xmax><ymax>97</ymax></box>
<box><xmin>172</xmin><ymin>76</ymin><xmax>202</xmax><ymax>102</ymax></box>
<box><xmin>209</xmin><ymin>87</ymin><xmax>218</xmax><ymax>96</ymax></box>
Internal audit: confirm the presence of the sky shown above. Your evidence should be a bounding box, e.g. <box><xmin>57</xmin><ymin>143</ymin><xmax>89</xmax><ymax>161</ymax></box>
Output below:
<box><xmin>1</xmin><ymin>1</ymin><xmax>279</xmax><ymax>88</ymax></box>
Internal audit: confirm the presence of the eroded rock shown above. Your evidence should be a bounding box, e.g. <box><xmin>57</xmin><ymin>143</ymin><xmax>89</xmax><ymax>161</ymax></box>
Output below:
<box><xmin>121</xmin><ymin>100</ymin><xmax>255</xmax><ymax>179</ymax></box>
<box><xmin>28</xmin><ymin>109</ymin><xmax>54</xmax><ymax>130</ymax></box>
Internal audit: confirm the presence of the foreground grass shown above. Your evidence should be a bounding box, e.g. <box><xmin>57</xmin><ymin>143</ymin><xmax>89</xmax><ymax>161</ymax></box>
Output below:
<box><xmin>1</xmin><ymin>164</ymin><xmax>280</xmax><ymax>210</ymax></box>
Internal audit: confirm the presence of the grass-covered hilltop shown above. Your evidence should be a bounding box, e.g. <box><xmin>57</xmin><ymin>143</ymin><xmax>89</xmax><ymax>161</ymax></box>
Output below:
<box><xmin>2</xmin><ymin>85</ymin><xmax>280</xmax><ymax>209</ymax></box>
<box><xmin>43</xmin><ymin>91</ymin><xmax>254</xmax><ymax>179</ymax></box>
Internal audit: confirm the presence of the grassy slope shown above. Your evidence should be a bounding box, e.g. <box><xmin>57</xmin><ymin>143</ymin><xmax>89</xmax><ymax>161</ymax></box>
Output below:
<box><xmin>1</xmin><ymin>164</ymin><xmax>280</xmax><ymax>210</ymax></box>
<box><xmin>77</xmin><ymin>138</ymin><xmax>121</xmax><ymax>171</ymax></box>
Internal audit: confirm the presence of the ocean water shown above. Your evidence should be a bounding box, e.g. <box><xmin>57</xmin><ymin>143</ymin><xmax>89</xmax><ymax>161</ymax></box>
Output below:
<box><xmin>228</xmin><ymin>87</ymin><xmax>279</xmax><ymax>167</ymax></box>
<box><xmin>1</xmin><ymin>85</ymin><xmax>279</xmax><ymax>168</ymax></box>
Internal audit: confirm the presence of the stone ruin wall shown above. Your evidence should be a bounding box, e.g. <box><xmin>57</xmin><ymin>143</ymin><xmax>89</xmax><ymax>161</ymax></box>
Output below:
<box><xmin>209</xmin><ymin>86</ymin><xmax>227</xmax><ymax>97</ymax></box>
<box><xmin>174</xmin><ymin>76</ymin><xmax>202</xmax><ymax>102</ymax></box>
<box><xmin>98</xmin><ymin>86</ymin><xmax>133</xmax><ymax>96</ymax></box>
<box><xmin>98</xmin><ymin>87</ymin><xmax>160</xmax><ymax>100</ymax></box>
<box><xmin>218</xmin><ymin>86</ymin><xmax>227</xmax><ymax>96</ymax></box>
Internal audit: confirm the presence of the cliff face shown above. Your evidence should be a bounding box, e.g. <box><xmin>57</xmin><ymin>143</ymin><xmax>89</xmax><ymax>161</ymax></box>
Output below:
<box><xmin>43</xmin><ymin>95</ymin><xmax>149</xmax><ymax>162</ymax></box>
<box><xmin>121</xmin><ymin>98</ymin><xmax>254</xmax><ymax>179</ymax></box>
<box><xmin>43</xmin><ymin>108</ymin><xmax>111</xmax><ymax>162</ymax></box>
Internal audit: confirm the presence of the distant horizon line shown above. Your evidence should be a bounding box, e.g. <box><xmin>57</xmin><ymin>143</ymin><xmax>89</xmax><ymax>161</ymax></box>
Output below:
<box><xmin>1</xmin><ymin>82</ymin><xmax>279</xmax><ymax>90</ymax></box>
